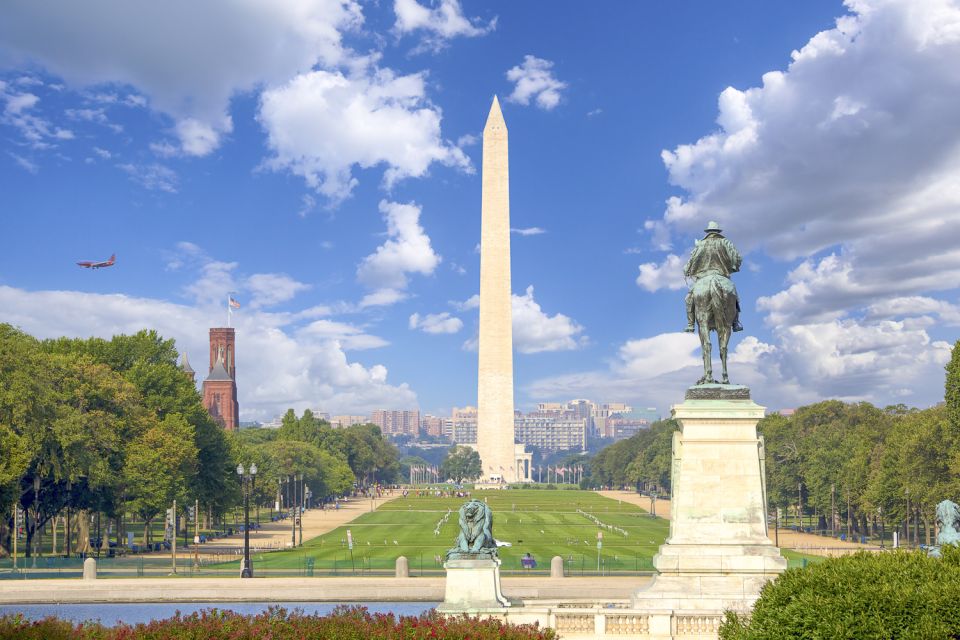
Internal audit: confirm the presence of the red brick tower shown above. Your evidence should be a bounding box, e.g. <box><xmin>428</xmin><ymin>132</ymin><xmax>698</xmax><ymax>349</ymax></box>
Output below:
<box><xmin>202</xmin><ymin>328</ymin><xmax>239</xmax><ymax>431</ymax></box>
<box><xmin>208</xmin><ymin>327</ymin><xmax>236</xmax><ymax>380</ymax></box>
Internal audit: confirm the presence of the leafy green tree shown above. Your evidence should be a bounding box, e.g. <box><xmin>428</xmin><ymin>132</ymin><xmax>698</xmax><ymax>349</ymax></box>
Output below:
<box><xmin>123</xmin><ymin>414</ymin><xmax>198</xmax><ymax>544</ymax></box>
<box><xmin>947</xmin><ymin>340</ymin><xmax>960</xmax><ymax>439</ymax></box>
<box><xmin>440</xmin><ymin>445</ymin><xmax>482</xmax><ymax>484</ymax></box>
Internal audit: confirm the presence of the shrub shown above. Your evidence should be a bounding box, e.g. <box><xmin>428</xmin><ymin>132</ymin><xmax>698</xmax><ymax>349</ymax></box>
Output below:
<box><xmin>720</xmin><ymin>546</ymin><xmax>960</xmax><ymax>640</ymax></box>
<box><xmin>0</xmin><ymin>606</ymin><xmax>555</xmax><ymax>640</ymax></box>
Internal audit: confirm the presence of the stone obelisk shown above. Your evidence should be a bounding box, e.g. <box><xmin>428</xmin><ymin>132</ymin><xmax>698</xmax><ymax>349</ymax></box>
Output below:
<box><xmin>477</xmin><ymin>96</ymin><xmax>516</xmax><ymax>483</ymax></box>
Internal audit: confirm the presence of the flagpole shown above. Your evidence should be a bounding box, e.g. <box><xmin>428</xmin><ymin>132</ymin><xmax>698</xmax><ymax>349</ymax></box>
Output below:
<box><xmin>226</xmin><ymin>293</ymin><xmax>231</xmax><ymax>327</ymax></box>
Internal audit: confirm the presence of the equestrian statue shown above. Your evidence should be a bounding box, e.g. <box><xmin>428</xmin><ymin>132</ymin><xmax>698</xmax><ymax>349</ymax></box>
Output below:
<box><xmin>684</xmin><ymin>221</ymin><xmax>743</xmax><ymax>385</ymax></box>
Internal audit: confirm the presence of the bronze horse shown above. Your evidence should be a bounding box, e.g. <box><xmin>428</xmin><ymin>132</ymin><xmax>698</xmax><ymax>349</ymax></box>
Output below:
<box><xmin>690</xmin><ymin>272</ymin><xmax>739</xmax><ymax>385</ymax></box>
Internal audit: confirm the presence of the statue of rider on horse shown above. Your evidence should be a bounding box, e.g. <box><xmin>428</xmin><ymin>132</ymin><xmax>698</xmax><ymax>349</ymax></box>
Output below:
<box><xmin>683</xmin><ymin>221</ymin><xmax>743</xmax><ymax>385</ymax></box>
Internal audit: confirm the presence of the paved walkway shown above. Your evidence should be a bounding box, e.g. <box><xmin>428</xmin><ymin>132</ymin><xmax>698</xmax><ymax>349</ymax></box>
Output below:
<box><xmin>171</xmin><ymin>494</ymin><xmax>399</xmax><ymax>560</ymax></box>
<box><xmin>598</xmin><ymin>490</ymin><xmax>877</xmax><ymax>556</ymax></box>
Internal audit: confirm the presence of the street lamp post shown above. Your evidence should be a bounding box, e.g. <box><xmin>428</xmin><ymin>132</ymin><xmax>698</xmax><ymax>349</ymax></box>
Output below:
<box><xmin>298</xmin><ymin>474</ymin><xmax>304</xmax><ymax>547</ymax></box>
<box><xmin>878</xmin><ymin>506</ymin><xmax>885</xmax><ymax>548</ymax></box>
<box><xmin>236</xmin><ymin>463</ymin><xmax>257</xmax><ymax>578</ymax></box>
<box><xmin>290</xmin><ymin>475</ymin><xmax>296</xmax><ymax>548</ymax></box>
<box><xmin>905</xmin><ymin>488</ymin><xmax>911</xmax><ymax>547</ymax></box>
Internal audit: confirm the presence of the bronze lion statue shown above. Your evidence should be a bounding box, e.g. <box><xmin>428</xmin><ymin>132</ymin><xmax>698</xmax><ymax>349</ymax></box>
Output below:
<box><xmin>447</xmin><ymin>499</ymin><xmax>498</xmax><ymax>559</ymax></box>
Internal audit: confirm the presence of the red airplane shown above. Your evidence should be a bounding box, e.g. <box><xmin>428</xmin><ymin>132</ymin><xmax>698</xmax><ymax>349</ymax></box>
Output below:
<box><xmin>77</xmin><ymin>253</ymin><xmax>116</xmax><ymax>269</ymax></box>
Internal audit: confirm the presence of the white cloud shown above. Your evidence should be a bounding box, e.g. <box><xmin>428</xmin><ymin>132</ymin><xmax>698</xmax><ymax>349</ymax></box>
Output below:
<box><xmin>245</xmin><ymin>273</ymin><xmax>311</xmax><ymax>309</ymax></box>
<box><xmin>866</xmin><ymin>295</ymin><xmax>960</xmax><ymax>325</ymax></box>
<box><xmin>6</xmin><ymin>92</ymin><xmax>38</xmax><ymax>113</ymax></box>
<box><xmin>451</xmin><ymin>294</ymin><xmax>479</xmax><ymax>311</ymax></box>
<box><xmin>0</xmin><ymin>86</ymin><xmax>74</xmax><ymax>147</ymax></box>
<box><xmin>359</xmin><ymin>288</ymin><xmax>408</xmax><ymax>309</ymax></box>
<box><xmin>297</xmin><ymin>319</ymin><xmax>388</xmax><ymax>350</ymax></box>
<box><xmin>149</xmin><ymin>141</ymin><xmax>178</xmax><ymax>158</ymax></box>
<box><xmin>175</xmin><ymin>117</ymin><xmax>230</xmax><ymax>157</ymax></box>
<box><xmin>357</xmin><ymin>200</ymin><xmax>441</xmax><ymax>291</ymax></box>
<box><xmin>505</xmin><ymin>55</ymin><xmax>567</xmax><ymax>110</ymax></box>
<box><xmin>117</xmin><ymin>162</ymin><xmax>178</xmax><ymax>193</ymax></box>
<box><xmin>394</xmin><ymin>0</ymin><xmax>495</xmax><ymax>52</ymax></box>
<box><xmin>298</xmin><ymin>194</ymin><xmax>317</xmax><ymax>218</ymax></box>
<box><xmin>775</xmin><ymin>319</ymin><xmax>951</xmax><ymax>401</ymax></box>
<box><xmin>92</xmin><ymin>146</ymin><xmax>111</xmax><ymax>159</ymax></box>
<box><xmin>258</xmin><ymin>67</ymin><xmax>470</xmax><ymax>203</ymax></box>
<box><xmin>511</xmin><ymin>227</ymin><xmax>546</xmax><ymax>236</ymax></box>
<box><xmin>456</xmin><ymin>133</ymin><xmax>479</xmax><ymax>147</ymax></box>
<box><xmin>621</xmin><ymin>0</ymin><xmax>960</xmax><ymax>409</ymax></box>
<box><xmin>409</xmin><ymin>311</ymin><xmax>463</xmax><ymax>334</ymax></box>
<box><xmin>649</xmin><ymin>0</ymin><xmax>960</xmax><ymax>316</ymax></box>
<box><xmin>512</xmin><ymin>286</ymin><xmax>586</xmax><ymax>353</ymax></box>
<box><xmin>526</xmin><ymin>322</ymin><xmax>950</xmax><ymax>414</ymax></box>
<box><xmin>9</xmin><ymin>152</ymin><xmax>38</xmax><ymax>173</ymax></box>
<box><xmin>0</xmin><ymin>0</ymin><xmax>363</xmax><ymax>156</ymax></box>
<box><xmin>0</xmin><ymin>284</ymin><xmax>413</xmax><ymax>421</ymax></box>
<box><xmin>461</xmin><ymin>286</ymin><xmax>586</xmax><ymax>354</ymax></box>
<box><xmin>182</xmin><ymin>259</ymin><xmax>239</xmax><ymax>306</ymax></box>
<box><xmin>636</xmin><ymin>254</ymin><xmax>687</xmax><ymax>292</ymax></box>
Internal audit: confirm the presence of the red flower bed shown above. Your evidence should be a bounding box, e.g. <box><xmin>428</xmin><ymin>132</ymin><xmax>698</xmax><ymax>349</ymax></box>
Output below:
<box><xmin>0</xmin><ymin>606</ymin><xmax>555</xmax><ymax>640</ymax></box>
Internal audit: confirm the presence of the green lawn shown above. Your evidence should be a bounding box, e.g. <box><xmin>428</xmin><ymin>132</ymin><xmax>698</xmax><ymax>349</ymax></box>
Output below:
<box><xmin>212</xmin><ymin>490</ymin><xmax>819</xmax><ymax>575</ymax></box>
<box><xmin>227</xmin><ymin>489</ymin><xmax>670</xmax><ymax>574</ymax></box>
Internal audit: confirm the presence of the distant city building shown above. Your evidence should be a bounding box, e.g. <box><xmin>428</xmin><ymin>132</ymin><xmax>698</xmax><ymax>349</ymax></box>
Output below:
<box><xmin>592</xmin><ymin>402</ymin><xmax>633</xmax><ymax>438</ymax></box>
<box><xmin>306</xmin><ymin>409</ymin><xmax>331</xmax><ymax>422</ymax></box>
<box><xmin>331</xmin><ymin>415</ymin><xmax>368</xmax><ymax>428</ymax></box>
<box><xmin>421</xmin><ymin>414</ymin><xmax>446</xmax><ymax>438</ymax></box>
<box><xmin>536</xmin><ymin>402</ymin><xmax>565</xmax><ymax>414</ymax></box>
<box><xmin>260</xmin><ymin>416</ymin><xmax>282</xmax><ymax>429</ymax></box>
<box><xmin>450</xmin><ymin>406</ymin><xmax>478</xmax><ymax>444</ymax></box>
<box><xmin>515</xmin><ymin>416</ymin><xmax>587</xmax><ymax>452</ymax></box>
<box><xmin>370</xmin><ymin>409</ymin><xmax>420</xmax><ymax>437</ymax></box>
<box><xmin>607</xmin><ymin>416</ymin><xmax>650</xmax><ymax>440</ymax></box>
<box><xmin>530</xmin><ymin>399</ymin><xmax>634</xmax><ymax>438</ymax></box>
<box><xmin>202</xmin><ymin>327</ymin><xmax>239</xmax><ymax>431</ymax></box>
<box><xmin>452</xmin><ymin>421</ymin><xmax>477</xmax><ymax>444</ymax></box>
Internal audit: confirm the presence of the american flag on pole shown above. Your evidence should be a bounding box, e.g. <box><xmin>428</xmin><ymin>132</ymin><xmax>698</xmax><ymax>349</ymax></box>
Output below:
<box><xmin>229</xmin><ymin>296</ymin><xmax>241</xmax><ymax>309</ymax></box>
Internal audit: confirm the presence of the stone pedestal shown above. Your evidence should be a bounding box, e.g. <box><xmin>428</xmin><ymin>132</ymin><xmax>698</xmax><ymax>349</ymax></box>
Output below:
<box><xmin>633</xmin><ymin>388</ymin><xmax>786</xmax><ymax>612</ymax></box>
<box><xmin>83</xmin><ymin>557</ymin><xmax>97</xmax><ymax>580</ymax></box>
<box><xmin>550</xmin><ymin>555</ymin><xmax>564</xmax><ymax>578</ymax></box>
<box><xmin>439</xmin><ymin>556</ymin><xmax>510</xmax><ymax>610</ymax></box>
<box><xmin>395</xmin><ymin>556</ymin><xmax>409</xmax><ymax>578</ymax></box>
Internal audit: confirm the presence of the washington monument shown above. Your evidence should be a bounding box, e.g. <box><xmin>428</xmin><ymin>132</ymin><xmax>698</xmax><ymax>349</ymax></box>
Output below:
<box><xmin>476</xmin><ymin>96</ymin><xmax>519</xmax><ymax>483</ymax></box>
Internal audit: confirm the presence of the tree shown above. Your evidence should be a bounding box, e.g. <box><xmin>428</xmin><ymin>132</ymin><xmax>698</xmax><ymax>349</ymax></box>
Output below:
<box><xmin>123</xmin><ymin>414</ymin><xmax>198</xmax><ymax>544</ymax></box>
<box><xmin>947</xmin><ymin>340</ymin><xmax>960</xmax><ymax>440</ymax></box>
<box><xmin>441</xmin><ymin>445</ymin><xmax>481</xmax><ymax>484</ymax></box>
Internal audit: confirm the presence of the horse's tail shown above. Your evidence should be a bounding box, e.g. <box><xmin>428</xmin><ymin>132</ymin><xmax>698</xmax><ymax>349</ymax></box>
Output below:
<box><xmin>709</xmin><ymin>276</ymin><xmax>729</xmax><ymax>330</ymax></box>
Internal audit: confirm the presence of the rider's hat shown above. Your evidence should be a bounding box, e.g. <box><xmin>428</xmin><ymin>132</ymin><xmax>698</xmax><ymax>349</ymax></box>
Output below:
<box><xmin>704</xmin><ymin>221</ymin><xmax>722</xmax><ymax>233</ymax></box>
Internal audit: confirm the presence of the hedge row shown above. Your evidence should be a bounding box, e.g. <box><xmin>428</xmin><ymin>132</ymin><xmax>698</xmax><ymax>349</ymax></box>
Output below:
<box><xmin>0</xmin><ymin>606</ymin><xmax>555</xmax><ymax>640</ymax></box>
<box><xmin>720</xmin><ymin>546</ymin><xmax>960</xmax><ymax>640</ymax></box>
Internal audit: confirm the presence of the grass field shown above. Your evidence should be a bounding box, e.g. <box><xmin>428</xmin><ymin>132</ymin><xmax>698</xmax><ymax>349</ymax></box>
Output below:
<box><xmin>233</xmin><ymin>490</ymin><xmax>670</xmax><ymax>574</ymax></box>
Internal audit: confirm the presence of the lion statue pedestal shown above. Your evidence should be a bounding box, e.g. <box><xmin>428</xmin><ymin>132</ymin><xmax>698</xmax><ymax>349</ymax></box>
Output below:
<box><xmin>439</xmin><ymin>498</ymin><xmax>511</xmax><ymax>610</ymax></box>
<box><xmin>440</xmin><ymin>556</ymin><xmax>510</xmax><ymax>610</ymax></box>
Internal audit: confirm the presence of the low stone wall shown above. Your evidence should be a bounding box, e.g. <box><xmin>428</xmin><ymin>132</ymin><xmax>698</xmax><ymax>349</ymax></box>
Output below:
<box><xmin>0</xmin><ymin>576</ymin><xmax>645</xmax><ymax>605</ymax></box>
<box><xmin>465</xmin><ymin>603</ymin><xmax>725</xmax><ymax>640</ymax></box>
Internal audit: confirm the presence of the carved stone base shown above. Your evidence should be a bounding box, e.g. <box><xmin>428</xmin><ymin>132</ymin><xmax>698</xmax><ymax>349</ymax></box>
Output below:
<box><xmin>438</xmin><ymin>557</ymin><xmax>510</xmax><ymax>610</ymax></box>
<box><xmin>684</xmin><ymin>384</ymin><xmax>750</xmax><ymax>400</ymax></box>
<box><xmin>632</xmin><ymin>573</ymin><xmax>771</xmax><ymax>615</ymax></box>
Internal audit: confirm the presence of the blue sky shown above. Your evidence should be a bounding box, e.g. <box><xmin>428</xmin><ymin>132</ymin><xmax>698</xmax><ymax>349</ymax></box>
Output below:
<box><xmin>2</xmin><ymin>0</ymin><xmax>959</xmax><ymax>421</ymax></box>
